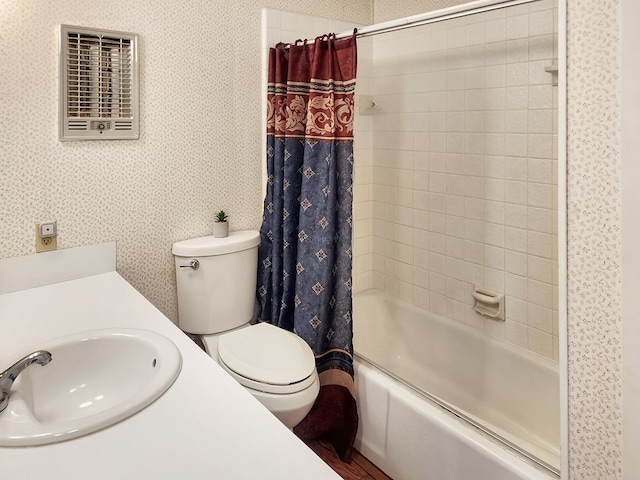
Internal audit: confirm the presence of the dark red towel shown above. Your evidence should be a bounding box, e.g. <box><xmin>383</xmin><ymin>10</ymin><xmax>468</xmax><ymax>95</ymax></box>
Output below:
<box><xmin>294</xmin><ymin>375</ymin><xmax>358</xmax><ymax>463</ymax></box>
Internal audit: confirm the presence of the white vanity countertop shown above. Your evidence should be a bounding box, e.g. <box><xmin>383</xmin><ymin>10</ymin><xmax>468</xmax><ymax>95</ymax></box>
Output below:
<box><xmin>0</xmin><ymin>271</ymin><xmax>340</xmax><ymax>480</ymax></box>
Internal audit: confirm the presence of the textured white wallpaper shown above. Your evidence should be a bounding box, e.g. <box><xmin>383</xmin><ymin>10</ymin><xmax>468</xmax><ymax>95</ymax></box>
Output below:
<box><xmin>0</xmin><ymin>0</ymin><xmax>372</xmax><ymax>322</ymax></box>
<box><xmin>566</xmin><ymin>0</ymin><xmax>622</xmax><ymax>477</ymax></box>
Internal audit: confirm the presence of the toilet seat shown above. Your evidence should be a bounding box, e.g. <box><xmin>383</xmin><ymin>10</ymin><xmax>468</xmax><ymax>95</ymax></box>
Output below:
<box><xmin>216</xmin><ymin>323</ymin><xmax>317</xmax><ymax>395</ymax></box>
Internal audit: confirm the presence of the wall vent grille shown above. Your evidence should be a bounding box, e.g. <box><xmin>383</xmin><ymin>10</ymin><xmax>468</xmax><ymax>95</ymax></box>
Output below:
<box><xmin>59</xmin><ymin>25</ymin><xmax>139</xmax><ymax>141</ymax></box>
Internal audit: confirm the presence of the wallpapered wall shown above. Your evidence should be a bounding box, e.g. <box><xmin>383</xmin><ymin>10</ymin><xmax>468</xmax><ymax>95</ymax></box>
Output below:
<box><xmin>565</xmin><ymin>1</ymin><xmax>622</xmax><ymax>477</ymax></box>
<box><xmin>0</xmin><ymin>0</ymin><xmax>625</xmax><ymax>478</ymax></box>
<box><xmin>0</xmin><ymin>0</ymin><xmax>372</xmax><ymax>323</ymax></box>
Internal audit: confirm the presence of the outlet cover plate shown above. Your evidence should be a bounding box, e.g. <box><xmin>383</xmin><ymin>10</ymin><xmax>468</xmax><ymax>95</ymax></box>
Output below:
<box><xmin>35</xmin><ymin>223</ymin><xmax>58</xmax><ymax>253</ymax></box>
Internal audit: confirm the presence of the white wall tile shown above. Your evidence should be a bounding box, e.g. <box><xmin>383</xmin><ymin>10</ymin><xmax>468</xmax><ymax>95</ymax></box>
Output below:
<box><xmin>465</xmin><ymin>197</ymin><xmax>484</xmax><ymax>219</ymax></box>
<box><xmin>506</xmin><ymin>249</ymin><xmax>528</xmax><ymax>276</ymax></box>
<box><xmin>528</xmin><ymin>134</ymin><xmax>553</xmax><ymax>158</ymax></box>
<box><xmin>528</xmin><ymin>231</ymin><xmax>553</xmax><ymax>258</ymax></box>
<box><xmin>505</xmin><ymin>110</ymin><xmax>529</xmax><ymax>133</ymax></box>
<box><xmin>528</xmin><ymin>254</ymin><xmax>553</xmax><ymax>283</ymax></box>
<box><xmin>528</xmin><ymin>182</ymin><xmax>553</xmax><ymax>208</ymax></box>
<box><xmin>466</xmin><ymin>22</ymin><xmax>485</xmax><ymax>46</ymax></box>
<box><xmin>506</xmin><ymin>62</ymin><xmax>530</xmax><ymax>87</ymax></box>
<box><xmin>528</xmin><ymin>84</ymin><xmax>553</xmax><ymax>109</ymax></box>
<box><xmin>484</xmin><ymin>222</ymin><xmax>505</xmax><ymax>247</ymax></box>
<box><xmin>506</xmin><ymin>319</ymin><xmax>529</xmax><ymax>347</ymax></box>
<box><xmin>485</xmin><ymin>18</ymin><xmax>507</xmax><ymax>43</ymax></box>
<box><xmin>484</xmin><ymin>317</ymin><xmax>506</xmax><ymax>339</ymax></box>
<box><xmin>505</xmin><ymin>203</ymin><xmax>528</xmax><ymax>228</ymax></box>
<box><xmin>528</xmin><ymin>158</ymin><xmax>553</xmax><ymax>183</ymax></box>
<box><xmin>505</xmin><ymin>180</ymin><xmax>528</xmax><ymax>205</ymax></box>
<box><xmin>505</xmin><ymin>226</ymin><xmax>528</xmax><ymax>252</ymax></box>
<box><xmin>529</xmin><ymin>35</ymin><xmax>554</xmax><ymax>61</ymax></box>
<box><xmin>482</xmin><ymin>266</ymin><xmax>504</xmax><ymax>292</ymax></box>
<box><xmin>506</xmin><ymin>86</ymin><xmax>530</xmax><ymax>110</ymax></box>
<box><xmin>528</xmin><ymin>327</ymin><xmax>553</xmax><ymax>358</ymax></box>
<box><xmin>528</xmin><ymin>278</ymin><xmax>552</xmax><ymax>308</ymax></box>
<box><xmin>465</xmin><ymin>219</ymin><xmax>484</xmax><ymax>242</ymax></box>
<box><xmin>484</xmin><ymin>88</ymin><xmax>506</xmax><ymax>110</ymax></box>
<box><xmin>464</xmin><ymin>240</ymin><xmax>484</xmax><ymax>264</ymax></box>
<box><xmin>484</xmin><ymin>41</ymin><xmax>506</xmax><ymax>66</ymax></box>
<box><xmin>528</xmin><ymin>206</ymin><xmax>554</xmax><ymax>234</ymax></box>
<box><xmin>529</xmin><ymin>9</ymin><xmax>555</xmax><ymax>37</ymax></box>
<box><xmin>505</xmin><ymin>273</ymin><xmax>528</xmax><ymax>300</ymax></box>
<box><xmin>355</xmin><ymin>4</ymin><xmax>558</xmax><ymax>363</ymax></box>
<box><xmin>484</xmin><ymin>245</ymin><xmax>505</xmax><ymax>269</ymax></box>
<box><xmin>506</xmin><ymin>14</ymin><xmax>529</xmax><ymax>40</ymax></box>
<box><xmin>506</xmin><ymin>38</ymin><xmax>529</xmax><ymax>63</ymax></box>
<box><xmin>465</xmin><ymin>260</ymin><xmax>484</xmax><ymax>286</ymax></box>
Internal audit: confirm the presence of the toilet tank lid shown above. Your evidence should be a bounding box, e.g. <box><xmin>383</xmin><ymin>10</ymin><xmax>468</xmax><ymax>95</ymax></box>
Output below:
<box><xmin>172</xmin><ymin>230</ymin><xmax>260</xmax><ymax>257</ymax></box>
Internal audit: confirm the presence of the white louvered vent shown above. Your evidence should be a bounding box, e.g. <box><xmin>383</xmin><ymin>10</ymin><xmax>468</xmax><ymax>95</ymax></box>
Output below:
<box><xmin>59</xmin><ymin>25</ymin><xmax>139</xmax><ymax>141</ymax></box>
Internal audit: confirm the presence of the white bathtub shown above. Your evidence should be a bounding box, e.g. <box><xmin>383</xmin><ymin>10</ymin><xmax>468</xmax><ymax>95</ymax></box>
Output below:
<box><xmin>352</xmin><ymin>290</ymin><xmax>560</xmax><ymax>480</ymax></box>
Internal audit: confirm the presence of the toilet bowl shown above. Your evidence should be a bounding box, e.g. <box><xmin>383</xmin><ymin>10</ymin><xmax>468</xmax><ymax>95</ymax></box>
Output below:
<box><xmin>206</xmin><ymin>323</ymin><xmax>319</xmax><ymax>427</ymax></box>
<box><xmin>172</xmin><ymin>231</ymin><xmax>319</xmax><ymax>428</ymax></box>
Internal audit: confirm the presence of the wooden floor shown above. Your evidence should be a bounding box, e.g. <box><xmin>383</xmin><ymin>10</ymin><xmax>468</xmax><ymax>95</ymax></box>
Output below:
<box><xmin>306</xmin><ymin>439</ymin><xmax>392</xmax><ymax>480</ymax></box>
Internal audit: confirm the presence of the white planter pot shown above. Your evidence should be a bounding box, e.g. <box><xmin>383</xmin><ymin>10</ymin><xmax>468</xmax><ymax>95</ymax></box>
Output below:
<box><xmin>213</xmin><ymin>221</ymin><xmax>229</xmax><ymax>238</ymax></box>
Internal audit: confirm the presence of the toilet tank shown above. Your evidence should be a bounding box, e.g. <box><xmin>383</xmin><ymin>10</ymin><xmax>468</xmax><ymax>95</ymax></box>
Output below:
<box><xmin>172</xmin><ymin>230</ymin><xmax>260</xmax><ymax>335</ymax></box>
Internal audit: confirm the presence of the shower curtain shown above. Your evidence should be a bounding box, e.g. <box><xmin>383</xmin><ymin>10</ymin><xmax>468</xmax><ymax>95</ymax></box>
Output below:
<box><xmin>257</xmin><ymin>33</ymin><xmax>358</xmax><ymax>462</ymax></box>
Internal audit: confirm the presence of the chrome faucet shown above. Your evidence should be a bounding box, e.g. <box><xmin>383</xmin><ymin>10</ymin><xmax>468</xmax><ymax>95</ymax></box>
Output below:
<box><xmin>0</xmin><ymin>350</ymin><xmax>52</xmax><ymax>412</ymax></box>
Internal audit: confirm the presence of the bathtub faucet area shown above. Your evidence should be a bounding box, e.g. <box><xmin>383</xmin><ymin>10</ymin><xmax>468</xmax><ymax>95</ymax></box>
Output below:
<box><xmin>0</xmin><ymin>350</ymin><xmax>52</xmax><ymax>412</ymax></box>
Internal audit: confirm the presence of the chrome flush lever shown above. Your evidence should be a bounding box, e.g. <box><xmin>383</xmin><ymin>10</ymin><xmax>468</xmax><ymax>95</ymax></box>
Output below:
<box><xmin>179</xmin><ymin>259</ymin><xmax>199</xmax><ymax>270</ymax></box>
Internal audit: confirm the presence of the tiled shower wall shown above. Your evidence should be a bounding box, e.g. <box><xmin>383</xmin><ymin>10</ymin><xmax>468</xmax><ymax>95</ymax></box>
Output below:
<box><xmin>352</xmin><ymin>1</ymin><xmax>559</xmax><ymax>360</ymax></box>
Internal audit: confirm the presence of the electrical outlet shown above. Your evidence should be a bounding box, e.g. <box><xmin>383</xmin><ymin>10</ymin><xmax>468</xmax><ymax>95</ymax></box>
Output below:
<box><xmin>35</xmin><ymin>222</ymin><xmax>58</xmax><ymax>253</ymax></box>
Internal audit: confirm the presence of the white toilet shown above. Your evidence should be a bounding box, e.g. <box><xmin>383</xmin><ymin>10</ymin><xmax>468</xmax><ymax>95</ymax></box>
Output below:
<box><xmin>172</xmin><ymin>230</ymin><xmax>319</xmax><ymax>428</ymax></box>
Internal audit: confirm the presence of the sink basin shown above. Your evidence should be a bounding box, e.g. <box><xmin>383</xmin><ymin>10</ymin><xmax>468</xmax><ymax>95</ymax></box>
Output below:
<box><xmin>0</xmin><ymin>329</ymin><xmax>182</xmax><ymax>446</ymax></box>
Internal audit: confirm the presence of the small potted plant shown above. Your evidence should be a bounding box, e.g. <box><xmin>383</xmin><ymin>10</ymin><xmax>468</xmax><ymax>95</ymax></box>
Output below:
<box><xmin>213</xmin><ymin>210</ymin><xmax>229</xmax><ymax>238</ymax></box>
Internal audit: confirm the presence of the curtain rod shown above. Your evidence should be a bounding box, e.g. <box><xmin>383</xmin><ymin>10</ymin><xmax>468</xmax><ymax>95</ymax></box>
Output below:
<box><xmin>335</xmin><ymin>0</ymin><xmax>540</xmax><ymax>40</ymax></box>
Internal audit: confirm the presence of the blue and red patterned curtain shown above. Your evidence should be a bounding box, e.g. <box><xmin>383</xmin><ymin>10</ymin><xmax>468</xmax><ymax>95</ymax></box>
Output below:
<box><xmin>257</xmin><ymin>33</ymin><xmax>358</xmax><ymax>461</ymax></box>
